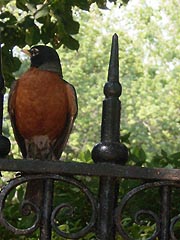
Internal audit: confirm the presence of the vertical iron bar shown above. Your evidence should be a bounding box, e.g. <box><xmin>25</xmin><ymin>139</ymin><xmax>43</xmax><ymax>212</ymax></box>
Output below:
<box><xmin>159</xmin><ymin>186</ymin><xmax>171</xmax><ymax>240</ymax></box>
<box><xmin>0</xmin><ymin>34</ymin><xmax>4</xmax><ymax>134</ymax></box>
<box><xmin>0</xmin><ymin>32</ymin><xmax>10</xmax><ymax>158</ymax></box>
<box><xmin>40</xmin><ymin>179</ymin><xmax>54</xmax><ymax>240</ymax></box>
<box><xmin>97</xmin><ymin>177</ymin><xmax>119</xmax><ymax>239</ymax></box>
<box><xmin>92</xmin><ymin>34</ymin><xmax>128</xmax><ymax>240</ymax></box>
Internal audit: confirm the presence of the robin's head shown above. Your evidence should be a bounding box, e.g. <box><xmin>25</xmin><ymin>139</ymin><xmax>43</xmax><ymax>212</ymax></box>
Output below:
<box><xmin>22</xmin><ymin>45</ymin><xmax>63</xmax><ymax>77</ymax></box>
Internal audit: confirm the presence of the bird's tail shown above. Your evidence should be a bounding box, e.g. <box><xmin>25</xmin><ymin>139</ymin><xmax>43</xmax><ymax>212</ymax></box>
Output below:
<box><xmin>22</xmin><ymin>180</ymin><xmax>44</xmax><ymax>215</ymax></box>
<box><xmin>22</xmin><ymin>136</ymin><xmax>53</xmax><ymax>215</ymax></box>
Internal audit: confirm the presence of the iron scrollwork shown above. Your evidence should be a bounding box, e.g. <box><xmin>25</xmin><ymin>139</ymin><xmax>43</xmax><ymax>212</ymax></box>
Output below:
<box><xmin>0</xmin><ymin>174</ymin><xmax>97</xmax><ymax>239</ymax></box>
<box><xmin>170</xmin><ymin>214</ymin><xmax>180</xmax><ymax>240</ymax></box>
<box><xmin>115</xmin><ymin>181</ymin><xmax>180</xmax><ymax>240</ymax></box>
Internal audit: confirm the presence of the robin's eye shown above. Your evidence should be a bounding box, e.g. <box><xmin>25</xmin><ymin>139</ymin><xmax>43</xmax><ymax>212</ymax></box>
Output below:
<box><xmin>30</xmin><ymin>48</ymin><xmax>39</xmax><ymax>57</ymax></box>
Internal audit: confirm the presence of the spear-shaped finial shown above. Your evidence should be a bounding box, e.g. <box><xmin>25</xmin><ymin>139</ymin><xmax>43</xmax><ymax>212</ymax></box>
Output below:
<box><xmin>104</xmin><ymin>33</ymin><xmax>122</xmax><ymax>98</ymax></box>
<box><xmin>92</xmin><ymin>34</ymin><xmax>128</xmax><ymax>164</ymax></box>
<box><xmin>108</xmin><ymin>33</ymin><xmax>119</xmax><ymax>83</ymax></box>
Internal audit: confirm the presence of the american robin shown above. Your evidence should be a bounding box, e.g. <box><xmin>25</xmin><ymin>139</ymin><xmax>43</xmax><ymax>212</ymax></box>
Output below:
<box><xmin>8</xmin><ymin>45</ymin><xmax>78</xmax><ymax>210</ymax></box>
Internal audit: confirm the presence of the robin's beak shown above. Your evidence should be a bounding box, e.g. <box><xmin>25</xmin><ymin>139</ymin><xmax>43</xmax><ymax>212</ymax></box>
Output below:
<box><xmin>21</xmin><ymin>49</ymin><xmax>31</xmax><ymax>57</ymax></box>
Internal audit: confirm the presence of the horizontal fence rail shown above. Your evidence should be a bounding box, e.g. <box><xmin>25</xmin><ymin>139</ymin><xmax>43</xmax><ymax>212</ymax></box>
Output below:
<box><xmin>0</xmin><ymin>158</ymin><xmax>180</xmax><ymax>181</ymax></box>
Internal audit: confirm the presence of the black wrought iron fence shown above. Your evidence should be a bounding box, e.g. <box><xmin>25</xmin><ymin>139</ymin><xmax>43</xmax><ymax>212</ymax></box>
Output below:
<box><xmin>0</xmin><ymin>34</ymin><xmax>179</xmax><ymax>240</ymax></box>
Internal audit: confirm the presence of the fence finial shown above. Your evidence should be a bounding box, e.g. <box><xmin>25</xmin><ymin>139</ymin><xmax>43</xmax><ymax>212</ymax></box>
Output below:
<box><xmin>92</xmin><ymin>34</ymin><xmax>128</xmax><ymax>164</ymax></box>
<box><xmin>108</xmin><ymin>33</ymin><xmax>119</xmax><ymax>82</ymax></box>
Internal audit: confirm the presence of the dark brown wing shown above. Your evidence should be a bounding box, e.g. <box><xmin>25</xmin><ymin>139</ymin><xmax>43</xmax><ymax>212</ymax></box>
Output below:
<box><xmin>52</xmin><ymin>82</ymin><xmax>78</xmax><ymax>159</ymax></box>
<box><xmin>8</xmin><ymin>81</ymin><xmax>27</xmax><ymax>158</ymax></box>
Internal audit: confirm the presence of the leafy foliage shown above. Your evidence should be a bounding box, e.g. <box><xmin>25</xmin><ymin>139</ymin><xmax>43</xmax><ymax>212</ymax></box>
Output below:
<box><xmin>0</xmin><ymin>0</ymin><xmax>129</xmax><ymax>85</ymax></box>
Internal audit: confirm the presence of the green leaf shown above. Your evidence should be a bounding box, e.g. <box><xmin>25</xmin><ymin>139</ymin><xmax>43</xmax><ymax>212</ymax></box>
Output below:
<box><xmin>130</xmin><ymin>146</ymin><xmax>146</xmax><ymax>165</ymax></box>
<box><xmin>121</xmin><ymin>132</ymin><xmax>131</xmax><ymax>144</ymax></box>
<box><xmin>73</xmin><ymin>0</ymin><xmax>90</xmax><ymax>11</ymax></box>
<box><xmin>0</xmin><ymin>0</ymin><xmax>10</xmax><ymax>10</ymax></box>
<box><xmin>41</xmin><ymin>21</ymin><xmax>58</xmax><ymax>45</ymax></box>
<box><xmin>12</xmin><ymin>57</ymin><xmax>22</xmax><ymax>72</ymax></box>
<box><xmin>170</xmin><ymin>152</ymin><xmax>180</xmax><ymax>161</ymax></box>
<box><xmin>161</xmin><ymin>149</ymin><xmax>168</xmax><ymax>158</ymax></box>
<box><xmin>17</xmin><ymin>186</ymin><xmax>24</xmax><ymax>202</ymax></box>
<box><xmin>0</xmin><ymin>11</ymin><xmax>17</xmax><ymax>24</ymax></box>
<box><xmin>96</xmin><ymin>0</ymin><xmax>107</xmax><ymax>9</ymax></box>
<box><xmin>34</xmin><ymin>4</ymin><xmax>49</xmax><ymax>19</ymax></box>
<box><xmin>6</xmin><ymin>188</ymin><xmax>16</xmax><ymax>201</ymax></box>
<box><xmin>26</xmin><ymin>3</ymin><xmax>36</xmax><ymax>12</ymax></box>
<box><xmin>19</xmin><ymin>16</ymin><xmax>34</xmax><ymax>28</ymax></box>
<box><xmin>64</xmin><ymin>19</ymin><xmax>80</xmax><ymax>35</ymax></box>
<box><xmin>62</xmin><ymin>35</ymin><xmax>80</xmax><ymax>50</ymax></box>
<box><xmin>25</xmin><ymin>24</ymin><xmax>40</xmax><ymax>45</ymax></box>
<box><xmin>138</xmin><ymin>148</ymin><xmax>147</xmax><ymax>162</ymax></box>
<box><xmin>29</xmin><ymin>0</ymin><xmax>44</xmax><ymax>4</ymax></box>
<box><xmin>16</xmin><ymin>0</ymin><xmax>28</xmax><ymax>11</ymax></box>
<box><xmin>122</xmin><ymin>0</ymin><xmax>130</xmax><ymax>4</ymax></box>
<box><xmin>164</xmin><ymin>163</ymin><xmax>174</xmax><ymax>169</ymax></box>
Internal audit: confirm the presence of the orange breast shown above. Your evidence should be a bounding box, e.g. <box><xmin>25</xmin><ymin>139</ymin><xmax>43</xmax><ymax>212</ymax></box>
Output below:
<box><xmin>15</xmin><ymin>68</ymin><xmax>69</xmax><ymax>140</ymax></box>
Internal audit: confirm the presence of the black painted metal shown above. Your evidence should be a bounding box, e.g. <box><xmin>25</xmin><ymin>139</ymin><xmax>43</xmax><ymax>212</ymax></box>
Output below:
<box><xmin>170</xmin><ymin>214</ymin><xmax>180</xmax><ymax>240</ymax></box>
<box><xmin>97</xmin><ymin>177</ymin><xmax>119</xmax><ymax>239</ymax></box>
<box><xmin>0</xmin><ymin>39</ymin><xmax>4</xmax><ymax>133</ymax></box>
<box><xmin>1</xmin><ymin>158</ymin><xmax>180</xmax><ymax>181</ymax></box>
<box><xmin>0</xmin><ymin>33</ymin><xmax>179</xmax><ymax>239</ymax></box>
<box><xmin>159</xmin><ymin>186</ymin><xmax>171</xmax><ymax>240</ymax></box>
<box><xmin>0</xmin><ymin>35</ymin><xmax>11</xmax><ymax>158</ymax></box>
<box><xmin>92</xmin><ymin>34</ymin><xmax>128</xmax><ymax>239</ymax></box>
<box><xmin>115</xmin><ymin>181</ymin><xmax>180</xmax><ymax>240</ymax></box>
<box><xmin>92</xmin><ymin>34</ymin><xmax>128</xmax><ymax>165</ymax></box>
<box><xmin>0</xmin><ymin>174</ymin><xmax>97</xmax><ymax>238</ymax></box>
<box><xmin>40</xmin><ymin>179</ymin><xmax>54</xmax><ymax>240</ymax></box>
